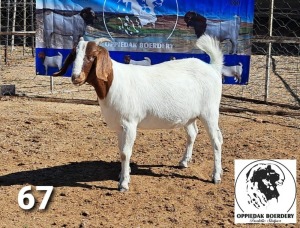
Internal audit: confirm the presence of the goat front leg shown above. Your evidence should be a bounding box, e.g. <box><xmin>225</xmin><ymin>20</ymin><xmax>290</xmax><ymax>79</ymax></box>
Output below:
<box><xmin>179</xmin><ymin>120</ymin><xmax>198</xmax><ymax>168</ymax></box>
<box><xmin>117</xmin><ymin>122</ymin><xmax>137</xmax><ymax>192</ymax></box>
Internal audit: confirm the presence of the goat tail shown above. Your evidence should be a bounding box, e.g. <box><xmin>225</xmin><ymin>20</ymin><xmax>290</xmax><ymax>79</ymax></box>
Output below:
<box><xmin>196</xmin><ymin>34</ymin><xmax>224</xmax><ymax>74</ymax></box>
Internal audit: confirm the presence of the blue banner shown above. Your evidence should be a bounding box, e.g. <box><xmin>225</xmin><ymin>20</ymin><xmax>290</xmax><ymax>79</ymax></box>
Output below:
<box><xmin>36</xmin><ymin>0</ymin><xmax>254</xmax><ymax>84</ymax></box>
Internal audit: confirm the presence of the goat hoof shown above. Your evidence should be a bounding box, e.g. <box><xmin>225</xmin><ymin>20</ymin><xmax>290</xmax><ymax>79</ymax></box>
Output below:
<box><xmin>118</xmin><ymin>182</ymin><xmax>129</xmax><ymax>192</ymax></box>
<box><xmin>179</xmin><ymin>160</ymin><xmax>188</xmax><ymax>168</ymax></box>
<box><xmin>118</xmin><ymin>186</ymin><xmax>129</xmax><ymax>192</ymax></box>
<box><xmin>119</xmin><ymin>188</ymin><xmax>127</xmax><ymax>192</ymax></box>
<box><xmin>213</xmin><ymin>179</ymin><xmax>221</xmax><ymax>184</ymax></box>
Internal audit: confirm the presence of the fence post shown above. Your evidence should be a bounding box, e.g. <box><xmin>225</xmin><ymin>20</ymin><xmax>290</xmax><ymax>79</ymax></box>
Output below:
<box><xmin>30</xmin><ymin>0</ymin><xmax>34</xmax><ymax>57</ymax></box>
<box><xmin>11</xmin><ymin>0</ymin><xmax>16</xmax><ymax>51</ymax></box>
<box><xmin>0</xmin><ymin>0</ymin><xmax>1</xmax><ymax>63</ymax></box>
<box><xmin>23</xmin><ymin>0</ymin><xmax>27</xmax><ymax>55</ymax></box>
<box><xmin>264</xmin><ymin>0</ymin><xmax>275</xmax><ymax>102</ymax></box>
<box><xmin>5</xmin><ymin>0</ymin><xmax>10</xmax><ymax>64</ymax></box>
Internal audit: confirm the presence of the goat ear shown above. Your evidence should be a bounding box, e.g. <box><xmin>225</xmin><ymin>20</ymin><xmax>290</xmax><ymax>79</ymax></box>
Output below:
<box><xmin>94</xmin><ymin>38</ymin><xmax>111</xmax><ymax>46</ymax></box>
<box><xmin>95</xmin><ymin>48</ymin><xmax>112</xmax><ymax>82</ymax></box>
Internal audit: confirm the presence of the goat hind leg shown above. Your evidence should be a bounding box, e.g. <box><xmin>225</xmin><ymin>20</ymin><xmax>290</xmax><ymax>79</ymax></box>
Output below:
<box><xmin>203</xmin><ymin>116</ymin><xmax>223</xmax><ymax>184</ymax></box>
<box><xmin>179</xmin><ymin>120</ymin><xmax>198</xmax><ymax>168</ymax></box>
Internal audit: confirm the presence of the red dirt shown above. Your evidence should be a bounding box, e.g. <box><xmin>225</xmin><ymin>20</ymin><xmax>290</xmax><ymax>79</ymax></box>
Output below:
<box><xmin>0</xmin><ymin>96</ymin><xmax>299</xmax><ymax>227</ymax></box>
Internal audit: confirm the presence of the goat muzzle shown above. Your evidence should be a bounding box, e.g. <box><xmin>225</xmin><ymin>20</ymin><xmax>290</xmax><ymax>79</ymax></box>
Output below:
<box><xmin>71</xmin><ymin>73</ymin><xmax>86</xmax><ymax>86</ymax></box>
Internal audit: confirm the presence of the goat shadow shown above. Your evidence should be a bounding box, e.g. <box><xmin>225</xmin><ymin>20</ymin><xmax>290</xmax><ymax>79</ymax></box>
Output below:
<box><xmin>0</xmin><ymin>161</ymin><xmax>211</xmax><ymax>190</ymax></box>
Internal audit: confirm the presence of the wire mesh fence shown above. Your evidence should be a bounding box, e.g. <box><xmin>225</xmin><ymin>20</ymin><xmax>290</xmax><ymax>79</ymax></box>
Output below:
<box><xmin>222</xmin><ymin>0</ymin><xmax>300</xmax><ymax>108</ymax></box>
<box><xmin>0</xmin><ymin>0</ymin><xmax>299</xmax><ymax>108</ymax></box>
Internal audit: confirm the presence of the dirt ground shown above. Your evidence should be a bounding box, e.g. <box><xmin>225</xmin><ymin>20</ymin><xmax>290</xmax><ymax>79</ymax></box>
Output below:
<box><xmin>0</xmin><ymin>95</ymin><xmax>299</xmax><ymax>227</ymax></box>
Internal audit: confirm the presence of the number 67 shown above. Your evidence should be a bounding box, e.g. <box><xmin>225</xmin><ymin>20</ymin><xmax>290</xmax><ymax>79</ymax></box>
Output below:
<box><xmin>18</xmin><ymin>186</ymin><xmax>54</xmax><ymax>210</ymax></box>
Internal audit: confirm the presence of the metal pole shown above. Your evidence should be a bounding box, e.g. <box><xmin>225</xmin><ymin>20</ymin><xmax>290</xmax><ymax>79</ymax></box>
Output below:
<box><xmin>50</xmin><ymin>76</ymin><xmax>54</xmax><ymax>93</ymax></box>
<box><xmin>5</xmin><ymin>0</ymin><xmax>10</xmax><ymax>64</ymax></box>
<box><xmin>0</xmin><ymin>0</ymin><xmax>2</xmax><ymax>63</ymax></box>
<box><xmin>0</xmin><ymin>0</ymin><xmax>1</xmax><ymax>28</ymax></box>
<box><xmin>30</xmin><ymin>0</ymin><xmax>34</xmax><ymax>57</ymax></box>
<box><xmin>23</xmin><ymin>0</ymin><xmax>27</xmax><ymax>55</ymax></box>
<box><xmin>11</xmin><ymin>0</ymin><xmax>16</xmax><ymax>51</ymax></box>
<box><xmin>264</xmin><ymin>0</ymin><xmax>275</xmax><ymax>102</ymax></box>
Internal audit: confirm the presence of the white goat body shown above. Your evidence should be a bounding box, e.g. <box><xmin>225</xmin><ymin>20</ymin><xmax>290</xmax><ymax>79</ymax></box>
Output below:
<box><xmin>206</xmin><ymin>16</ymin><xmax>241</xmax><ymax>54</ymax></box>
<box><xmin>101</xmin><ymin>58</ymin><xmax>220</xmax><ymax>130</ymax></box>
<box><xmin>222</xmin><ymin>62</ymin><xmax>243</xmax><ymax>83</ymax></box>
<box><xmin>43</xmin><ymin>8</ymin><xmax>95</xmax><ymax>48</ymax></box>
<box><xmin>38</xmin><ymin>52</ymin><xmax>63</xmax><ymax>75</ymax></box>
<box><xmin>128</xmin><ymin>57</ymin><xmax>151</xmax><ymax>66</ymax></box>
<box><xmin>71</xmin><ymin>35</ymin><xmax>224</xmax><ymax>191</ymax></box>
<box><xmin>44</xmin><ymin>12</ymin><xmax>85</xmax><ymax>48</ymax></box>
<box><xmin>124</xmin><ymin>55</ymin><xmax>151</xmax><ymax>65</ymax></box>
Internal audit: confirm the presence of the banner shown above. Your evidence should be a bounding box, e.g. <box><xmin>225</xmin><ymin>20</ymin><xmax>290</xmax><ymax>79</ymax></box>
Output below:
<box><xmin>36</xmin><ymin>0</ymin><xmax>254</xmax><ymax>84</ymax></box>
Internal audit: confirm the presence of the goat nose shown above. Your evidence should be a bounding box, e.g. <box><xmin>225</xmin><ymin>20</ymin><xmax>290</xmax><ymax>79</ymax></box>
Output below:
<box><xmin>71</xmin><ymin>74</ymin><xmax>78</xmax><ymax>84</ymax></box>
<box><xmin>71</xmin><ymin>74</ymin><xmax>85</xmax><ymax>86</ymax></box>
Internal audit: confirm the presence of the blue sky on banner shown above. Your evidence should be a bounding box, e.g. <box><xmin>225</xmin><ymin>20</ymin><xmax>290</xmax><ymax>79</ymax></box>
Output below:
<box><xmin>36</xmin><ymin>0</ymin><xmax>254</xmax><ymax>84</ymax></box>
<box><xmin>36</xmin><ymin>0</ymin><xmax>254</xmax><ymax>22</ymax></box>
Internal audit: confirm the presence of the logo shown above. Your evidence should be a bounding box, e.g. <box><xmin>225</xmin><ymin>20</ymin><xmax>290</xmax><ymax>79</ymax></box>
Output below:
<box><xmin>103</xmin><ymin>0</ymin><xmax>178</xmax><ymax>40</ymax></box>
<box><xmin>235</xmin><ymin>160</ymin><xmax>296</xmax><ymax>224</ymax></box>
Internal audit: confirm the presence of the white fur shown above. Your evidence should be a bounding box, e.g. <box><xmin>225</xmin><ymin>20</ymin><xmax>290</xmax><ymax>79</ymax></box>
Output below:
<box><xmin>40</xmin><ymin>52</ymin><xmax>63</xmax><ymax>75</ymax></box>
<box><xmin>73</xmin><ymin>40</ymin><xmax>87</xmax><ymax>77</ymax></box>
<box><xmin>43</xmin><ymin>8</ymin><xmax>95</xmax><ymax>48</ymax></box>
<box><xmin>72</xmin><ymin>34</ymin><xmax>224</xmax><ymax>191</ymax></box>
<box><xmin>206</xmin><ymin>16</ymin><xmax>241</xmax><ymax>54</ymax></box>
<box><xmin>222</xmin><ymin>62</ymin><xmax>243</xmax><ymax>83</ymax></box>
<box><xmin>129</xmin><ymin>57</ymin><xmax>151</xmax><ymax>66</ymax></box>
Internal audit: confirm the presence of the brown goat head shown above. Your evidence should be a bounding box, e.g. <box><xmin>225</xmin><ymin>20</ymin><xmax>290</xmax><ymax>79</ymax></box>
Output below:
<box><xmin>71</xmin><ymin>38</ymin><xmax>113</xmax><ymax>99</ymax></box>
<box><xmin>38</xmin><ymin>52</ymin><xmax>46</xmax><ymax>60</ymax></box>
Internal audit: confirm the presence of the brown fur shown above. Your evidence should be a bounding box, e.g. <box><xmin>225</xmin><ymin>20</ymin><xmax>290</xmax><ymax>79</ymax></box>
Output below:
<box><xmin>53</xmin><ymin>46</ymin><xmax>77</xmax><ymax>76</ymax></box>
<box><xmin>38</xmin><ymin>52</ymin><xmax>46</xmax><ymax>60</ymax></box>
<box><xmin>84</xmin><ymin>42</ymin><xmax>113</xmax><ymax>100</ymax></box>
<box><xmin>54</xmin><ymin>40</ymin><xmax>114</xmax><ymax>99</ymax></box>
<box><xmin>124</xmin><ymin>55</ymin><xmax>131</xmax><ymax>64</ymax></box>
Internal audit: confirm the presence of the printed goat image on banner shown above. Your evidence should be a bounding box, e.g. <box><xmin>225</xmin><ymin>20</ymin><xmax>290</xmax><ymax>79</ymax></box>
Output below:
<box><xmin>35</xmin><ymin>0</ymin><xmax>254</xmax><ymax>85</ymax></box>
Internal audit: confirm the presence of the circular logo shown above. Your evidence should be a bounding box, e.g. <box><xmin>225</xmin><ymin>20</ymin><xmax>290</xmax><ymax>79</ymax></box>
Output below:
<box><xmin>103</xmin><ymin>0</ymin><xmax>178</xmax><ymax>40</ymax></box>
<box><xmin>235</xmin><ymin>160</ymin><xmax>296</xmax><ymax>213</ymax></box>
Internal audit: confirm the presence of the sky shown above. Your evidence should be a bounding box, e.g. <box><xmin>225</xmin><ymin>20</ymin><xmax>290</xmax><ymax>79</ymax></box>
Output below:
<box><xmin>37</xmin><ymin>0</ymin><xmax>254</xmax><ymax>22</ymax></box>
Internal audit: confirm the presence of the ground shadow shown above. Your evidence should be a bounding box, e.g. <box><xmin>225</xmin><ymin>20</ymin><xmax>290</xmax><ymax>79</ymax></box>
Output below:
<box><xmin>0</xmin><ymin>161</ymin><xmax>210</xmax><ymax>190</ymax></box>
<box><xmin>271</xmin><ymin>56</ymin><xmax>300</xmax><ymax>106</ymax></box>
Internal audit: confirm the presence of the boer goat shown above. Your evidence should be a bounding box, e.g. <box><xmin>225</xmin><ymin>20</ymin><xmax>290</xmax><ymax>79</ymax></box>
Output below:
<box><xmin>184</xmin><ymin>11</ymin><xmax>241</xmax><ymax>54</ymax></box>
<box><xmin>57</xmin><ymin>35</ymin><xmax>224</xmax><ymax>192</ymax></box>
<box><xmin>43</xmin><ymin>7</ymin><xmax>96</xmax><ymax>48</ymax></box>
<box><xmin>124</xmin><ymin>55</ymin><xmax>151</xmax><ymax>66</ymax></box>
<box><xmin>222</xmin><ymin>63</ymin><xmax>243</xmax><ymax>83</ymax></box>
<box><xmin>38</xmin><ymin>52</ymin><xmax>63</xmax><ymax>75</ymax></box>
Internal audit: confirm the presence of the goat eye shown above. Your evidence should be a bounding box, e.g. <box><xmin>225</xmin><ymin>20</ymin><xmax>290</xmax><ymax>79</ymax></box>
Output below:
<box><xmin>86</xmin><ymin>56</ymin><xmax>94</xmax><ymax>62</ymax></box>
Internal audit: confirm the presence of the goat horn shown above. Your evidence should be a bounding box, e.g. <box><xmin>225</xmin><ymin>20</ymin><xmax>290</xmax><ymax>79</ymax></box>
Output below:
<box><xmin>94</xmin><ymin>38</ymin><xmax>111</xmax><ymax>45</ymax></box>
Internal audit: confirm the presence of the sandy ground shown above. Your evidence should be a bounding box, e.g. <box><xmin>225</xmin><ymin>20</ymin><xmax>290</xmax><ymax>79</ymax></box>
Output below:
<box><xmin>0</xmin><ymin>95</ymin><xmax>299</xmax><ymax>227</ymax></box>
<box><xmin>0</xmin><ymin>43</ymin><xmax>299</xmax><ymax>227</ymax></box>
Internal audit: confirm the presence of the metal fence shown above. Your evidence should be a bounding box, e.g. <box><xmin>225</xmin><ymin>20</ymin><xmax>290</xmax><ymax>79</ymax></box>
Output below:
<box><xmin>0</xmin><ymin>0</ymin><xmax>299</xmax><ymax>108</ymax></box>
